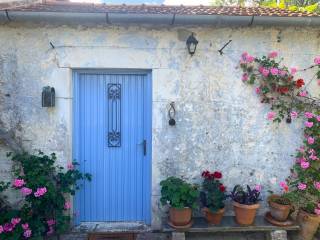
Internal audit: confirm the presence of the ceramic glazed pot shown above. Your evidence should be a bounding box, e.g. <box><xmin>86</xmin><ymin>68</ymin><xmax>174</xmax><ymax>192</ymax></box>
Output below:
<box><xmin>268</xmin><ymin>195</ymin><xmax>293</xmax><ymax>222</ymax></box>
<box><xmin>233</xmin><ymin>201</ymin><xmax>260</xmax><ymax>225</ymax></box>
<box><xmin>203</xmin><ymin>207</ymin><xmax>225</xmax><ymax>225</ymax></box>
<box><xmin>297</xmin><ymin>209</ymin><xmax>320</xmax><ymax>240</ymax></box>
<box><xmin>169</xmin><ymin>207</ymin><xmax>192</xmax><ymax>226</ymax></box>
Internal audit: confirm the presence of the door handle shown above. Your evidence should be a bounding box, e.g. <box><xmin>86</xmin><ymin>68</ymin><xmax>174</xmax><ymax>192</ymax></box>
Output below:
<box><xmin>143</xmin><ymin>140</ymin><xmax>147</xmax><ymax>156</ymax></box>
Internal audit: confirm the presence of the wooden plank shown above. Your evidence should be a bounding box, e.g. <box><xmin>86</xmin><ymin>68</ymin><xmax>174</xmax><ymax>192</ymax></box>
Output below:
<box><xmin>88</xmin><ymin>233</ymin><xmax>136</xmax><ymax>240</ymax></box>
<box><xmin>162</xmin><ymin>217</ymin><xmax>300</xmax><ymax>233</ymax></box>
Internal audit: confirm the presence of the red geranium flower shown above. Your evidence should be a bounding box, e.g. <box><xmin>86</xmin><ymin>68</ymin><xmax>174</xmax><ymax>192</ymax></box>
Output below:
<box><xmin>213</xmin><ymin>171</ymin><xmax>222</xmax><ymax>179</ymax></box>
<box><xmin>295</xmin><ymin>79</ymin><xmax>305</xmax><ymax>88</ymax></box>
<box><xmin>219</xmin><ymin>184</ymin><xmax>226</xmax><ymax>192</ymax></box>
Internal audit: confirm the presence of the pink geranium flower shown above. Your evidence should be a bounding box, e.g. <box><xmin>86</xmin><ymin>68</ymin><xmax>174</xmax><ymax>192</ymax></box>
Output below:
<box><xmin>21</xmin><ymin>187</ymin><xmax>32</xmax><ymax>196</ymax></box>
<box><xmin>279</xmin><ymin>70</ymin><xmax>287</xmax><ymax>77</ymax></box>
<box><xmin>246</xmin><ymin>55</ymin><xmax>255</xmax><ymax>63</ymax></box>
<box><xmin>315</xmin><ymin>208</ymin><xmax>320</xmax><ymax>215</ymax></box>
<box><xmin>314</xmin><ymin>56</ymin><xmax>320</xmax><ymax>65</ymax></box>
<box><xmin>13</xmin><ymin>179</ymin><xmax>25</xmax><ymax>188</ymax></box>
<box><xmin>3</xmin><ymin>223</ymin><xmax>14</xmax><ymax>232</ymax></box>
<box><xmin>267</xmin><ymin>111</ymin><xmax>276</xmax><ymax>121</ymax></box>
<box><xmin>314</xmin><ymin>182</ymin><xmax>320</xmax><ymax>190</ymax></box>
<box><xmin>280</xmin><ymin>181</ymin><xmax>289</xmax><ymax>192</ymax></box>
<box><xmin>268</xmin><ymin>51</ymin><xmax>278</xmax><ymax>58</ymax></box>
<box><xmin>317</xmin><ymin>116</ymin><xmax>320</xmax><ymax>122</ymax></box>
<box><xmin>290</xmin><ymin>111</ymin><xmax>298</xmax><ymax>119</ymax></box>
<box><xmin>298</xmin><ymin>183</ymin><xmax>307</xmax><ymax>190</ymax></box>
<box><xmin>23</xmin><ymin>229</ymin><xmax>32</xmax><ymax>238</ymax></box>
<box><xmin>0</xmin><ymin>225</ymin><xmax>3</xmax><ymax>234</ymax></box>
<box><xmin>300</xmin><ymin>161</ymin><xmax>310</xmax><ymax>169</ymax></box>
<box><xmin>304</xmin><ymin>112</ymin><xmax>314</xmax><ymax>118</ymax></box>
<box><xmin>305</xmin><ymin>121</ymin><xmax>314</xmax><ymax>128</ymax></box>
<box><xmin>307</xmin><ymin>137</ymin><xmax>315</xmax><ymax>145</ymax></box>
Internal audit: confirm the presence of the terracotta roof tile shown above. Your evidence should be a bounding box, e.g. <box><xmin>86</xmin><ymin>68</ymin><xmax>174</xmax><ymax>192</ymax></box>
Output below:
<box><xmin>2</xmin><ymin>1</ymin><xmax>319</xmax><ymax>17</ymax></box>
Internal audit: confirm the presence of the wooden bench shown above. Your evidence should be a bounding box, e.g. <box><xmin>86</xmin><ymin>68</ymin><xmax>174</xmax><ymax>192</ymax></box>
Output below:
<box><xmin>162</xmin><ymin>216</ymin><xmax>300</xmax><ymax>240</ymax></box>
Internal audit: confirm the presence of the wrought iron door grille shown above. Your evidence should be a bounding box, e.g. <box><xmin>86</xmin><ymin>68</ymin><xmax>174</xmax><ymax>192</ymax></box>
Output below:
<box><xmin>107</xmin><ymin>83</ymin><xmax>121</xmax><ymax>147</ymax></box>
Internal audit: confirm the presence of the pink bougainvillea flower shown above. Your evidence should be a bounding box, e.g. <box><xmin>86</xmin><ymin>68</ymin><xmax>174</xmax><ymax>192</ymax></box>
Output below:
<box><xmin>64</xmin><ymin>201</ymin><xmax>71</xmax><ymax>210</ymax></box>
<box><xmin>270</xmin><ymin>67</ymin><xmax>279</xmax><ymax>75</ymax></box>
<box><xmin>279</xmin><ymin>70</ymin><xmax>287</xmax><ymax>77</ymax></box>
<box><xmin>262</xmin><ymin>68</ymin><xmax>270</xmax><ymax>77</ymax></box>
<box><xmin>11</xmin><ymin>218</ymin><xmax>21</xmax><ymax>226</ymax></box>
<box><xmin>290</xmin><ymin>67</ymin><xmax>298</xmax><ymax>75</ymax></box>
<box><xmin>314</xmin><ymin>182</ymin><xmax>320</xmax><ymax>190</ymax></box>
<box><xmin>67</xmin><ymin>163</ymin><xmax>74</xmax><ymax>170</ymax></box>
<box><xmin>267</xmin><ymin>111</ymin><xmax>276</xmax><ymax>121</ymax></box>
<box><xmin>254</xmin><ymin>185</ymin><xmax>262</xmax><ymax>192</ymax></box>
<box><xmin>23</xmin><ymin>229</ymin><xmax>32</xmax><ymax>238</ymax></box>
<box><xmin>300</xmin><ymin>161</ymin><xmax>310</xmax><ymax>169</ymax></box>
<box><xmin>21</xmin><ymin>187</ymin><xmax>32</xmax><ymax>196</ymax></box>
<box><xmin>314</xmin><ymin>56</ymin><xmax>320</xmax><ymax>65</ymax></box>
<box><xmin>34</xmin><ymin>187</ymin><xmax>47</xmax><ymax>198</ymax></box>
<box><xmin>246</xmin><ymin>55</ymin><xmax>255</xmax><ymax>63</ymax></box>
<box><xmin>22</xmin><ymin>223</ymin><xmax>29</xmax><ymax>230</ymax></box>
<box><xmin>305</xmin><ymin>121</ymin><xmax>314</xmax><ymax>128</ymax></box>
<box><xmin>268</xmin><ymin>51</ymin><xmax>278</xmax><ymax>58</ymax></box>
<box><xmin>13</xmin><ymin>179</ymin><xmax>25</xmax><ymax>188</ymax></box>
<box><xmin>290</xmin><ymin>111</ymin><xmax>298</xmax><ymax>119</ymax></box>
<box><xmin>298</xmin><ymin>183</ymin><xmax>307</xmax><ymax>190</ymax></box>
<box><xmin>255</xmin><ymin>87</ymin><xmax>261</xmax><ymax>94</ymax></box>
<box><xmin>304</xmin><ymin>112</ymin><xmax>314</xmax><ymax>118</ymax></box>
<box><xmin>47</xmin><ymin>219</ymin><xmax>56</xmax><ymax>226</ymax></box>
<box><xmin>0</xmin><ymin>225</ymin><xmax>3</xmax><ymax>234</ymax></box>
<box><xmin>242</xmin><ymin>73</ymin><xmax>249</xmax><ymax>82</ymax></box>
<box><xmin>299</xmin><ymin>91</ymin><xmax>308</xmax><ymax>97</ymax></box>
<box><xmin>307</xmin><ymin>137</ymin><xmax>315</xmax><ymax>145</ymax></box>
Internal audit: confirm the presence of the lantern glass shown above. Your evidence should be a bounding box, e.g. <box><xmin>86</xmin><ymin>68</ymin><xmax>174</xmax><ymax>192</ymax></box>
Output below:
<box><xmin>42</xmin><ymin>86</ymin><xmax>55</xmax><ymax>107</ymax></box>
<box><xmin>186</xmin><ymin>33</ymin><xmax>198</xmax><ymax>56</ymax></box>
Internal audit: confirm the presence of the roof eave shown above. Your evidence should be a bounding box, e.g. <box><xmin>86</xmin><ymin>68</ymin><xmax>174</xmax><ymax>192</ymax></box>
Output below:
<box><xmin>1</xmin><ymin>10</ymin><xmax>320</xmax><ymax>26</ymax></box>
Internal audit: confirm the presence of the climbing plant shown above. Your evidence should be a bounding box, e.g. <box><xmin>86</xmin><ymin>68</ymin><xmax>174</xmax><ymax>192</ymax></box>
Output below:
<box><xmin>239</xmin><ymin>51</ymin><xmax>320</xmax><ymax>215</ymax></box>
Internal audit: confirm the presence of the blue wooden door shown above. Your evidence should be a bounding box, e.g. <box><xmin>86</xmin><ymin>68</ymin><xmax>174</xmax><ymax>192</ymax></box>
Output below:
<box><xmin>73</xmin><ymin>71</ymin><xmax>152</xmax><ymax>224</ymax></box>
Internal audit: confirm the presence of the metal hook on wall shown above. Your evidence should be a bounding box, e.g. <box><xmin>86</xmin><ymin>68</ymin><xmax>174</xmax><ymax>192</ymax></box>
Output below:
<box><xmin>168</xmin><ymin>102</ymin><xmax>176</xmax><ymax>126</ymax></box>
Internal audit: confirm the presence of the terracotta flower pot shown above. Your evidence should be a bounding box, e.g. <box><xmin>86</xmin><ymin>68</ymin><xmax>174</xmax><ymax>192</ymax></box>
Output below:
<box><xmin>268</xmin><ymin>195</ymin><xmax>293</xmax><ymax>222</ymax></box>
<box><xmin>169</xmin><ymin>207</ymin><xmax>192</xmax><ymax>226</ymax></box>
<box><xmin>233</xmin><ymin>201</ymin><xmax>260</xmax><ymax>226</ymax></box>
<box><xmin>297</xmin><ymin>209</ymin><xmax>320</xmax><ymax>240</ymax></box>
<box><xmin>203</xmin><ymin>207</ymin><xmax>225</xmax><ymax>225</ymax></box>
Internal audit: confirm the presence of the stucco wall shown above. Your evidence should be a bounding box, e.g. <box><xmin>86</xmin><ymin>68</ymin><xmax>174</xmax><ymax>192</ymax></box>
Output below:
<box><xmin>0</xmin><ymin>22</ymin><xmax>319</xmax><ymax>229</ymax></box>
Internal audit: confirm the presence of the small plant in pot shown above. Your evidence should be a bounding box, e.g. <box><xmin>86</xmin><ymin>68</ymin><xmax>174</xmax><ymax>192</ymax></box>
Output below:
<box><xmin>200</xmin><ymin>170</ymin><xmax>226</xmax><ymax>225</ymax></box>
<box><xmin>229</xmin><ymin>185</ymin><xmax>261</xmax><ymax>226</ymax></box>
<box><xmin>267</xmin><ymin>181</ymin><xmax>294</xmax><ymax>222</ymax></box>
<box><xmin>160</xmin><ymin>177</ymin><xmax>199</xmax><ymax>228</ymax></box>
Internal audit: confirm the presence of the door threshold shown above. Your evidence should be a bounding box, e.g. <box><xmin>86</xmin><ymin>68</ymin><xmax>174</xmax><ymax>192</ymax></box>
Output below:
<box><xmin>73</xmin><ymin>222</ymin><xmax>151</xmax><ymax>233</ymax></box>
<box><xmin>88</xmin><ymin>232</ymin><xmax>136</xmax><ymax>240</ymax></box>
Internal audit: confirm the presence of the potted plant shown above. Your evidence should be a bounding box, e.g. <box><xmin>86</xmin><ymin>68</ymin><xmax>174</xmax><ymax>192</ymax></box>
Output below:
<box><xmin>200</xmin><ymin>170</ymin><xmax>226</xmax><ymax>225</ymax></box>
<box><xmin>160</xmin><ymin>177</ymin><xmax>199</xmax><ymax>228</ymax></box>
<box><xmin>267</xmin><ymin>181</ymin><xmax>294</xmax><ymax>222</ymax></box>
<box><xmin>229</xmin><ymin>185</ymin><xmax>261</xmax><ymax>225</ymax></box>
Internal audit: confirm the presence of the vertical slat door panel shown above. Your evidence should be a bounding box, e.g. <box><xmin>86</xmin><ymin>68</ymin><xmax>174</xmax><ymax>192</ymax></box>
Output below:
<box><xmin>73</xmin><ymin>71</ymin><xmax>151</xmax><ymax>224</ymax></box>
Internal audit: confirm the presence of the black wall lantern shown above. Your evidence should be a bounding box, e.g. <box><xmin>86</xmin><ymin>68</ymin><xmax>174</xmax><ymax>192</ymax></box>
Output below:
<box><xmin>168</xmin><ymin>102</ymin><xmax>176</xmax><ymax>126</ymax></box>
<box><xmin>42</xmin><ymin>86</ymin><xmax>55</xmax><ymax>107</ymax></box>
<box><xmin>186</xmin><ymin>33</ymin><xmax>198</xmax><ymax>56</ymax></box>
